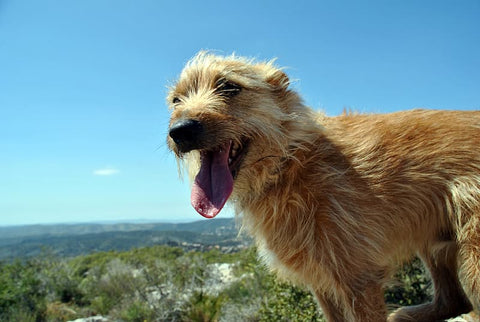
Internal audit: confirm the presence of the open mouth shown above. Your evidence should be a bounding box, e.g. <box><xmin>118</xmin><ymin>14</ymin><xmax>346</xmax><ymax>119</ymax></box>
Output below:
<box><xmin>190</xmin><ymin>139</ymin><xmax>249</xmax><ymax>219</ymax></box>
<box><xmin>228</xmin><ymin>140</ymin><xmax>249</xmax><ymax>179</ymax></box>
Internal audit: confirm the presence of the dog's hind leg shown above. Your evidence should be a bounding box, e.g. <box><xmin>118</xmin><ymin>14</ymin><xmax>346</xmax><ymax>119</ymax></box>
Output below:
<box><xmin>388</xmin><ymin>243</ymin><xmax>472</xmax><ymax>322</ymax></box>
<box><xmin>457</xmin><ymin>215</ymin><xmax>480</xmax><ymax>313</ymax></box>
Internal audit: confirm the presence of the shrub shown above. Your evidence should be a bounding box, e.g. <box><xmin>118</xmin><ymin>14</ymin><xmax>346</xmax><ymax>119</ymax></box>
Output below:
<box><xmin>0</xmin><ymin>244</ymin><xmax>433</xmax><ymax>321</ymax></box>
<box><xmin>117</xmin><ymin>300</ymin><xmax>156</xmax><ymax>322</ymax></box>
<box><xmin>0</xmin><ymin>259</ymin><xmax>47</xmax><ymax>321</ymax></box>
<box><xmin>183</xmin><ymin>291</ymin><xmax>226</xmax><ymax>322</ymax></box>
<box><xmin>258</xmin><ymin>279</ymin><xmax>323</xmax><ymax>322</ymax></box>
<box><xmin>385</xmin><ymin>257</ymin><xmax>432</xmax><ymax>306</ymax></box>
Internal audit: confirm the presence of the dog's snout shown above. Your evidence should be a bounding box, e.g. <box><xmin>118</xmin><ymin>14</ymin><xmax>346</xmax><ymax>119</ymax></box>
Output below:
<box><xmin>169</xmin><ymin>119</ymin><xmax>204</xmax><ymax>152</ymax></box>
<box><xmin>169</xmin><ymin>119</ymin><xmax>203</xmax><ymax>142</ymax></box>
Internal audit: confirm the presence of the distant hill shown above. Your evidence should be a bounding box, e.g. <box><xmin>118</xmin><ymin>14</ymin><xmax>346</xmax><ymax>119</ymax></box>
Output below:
<box><xmin>0</xmin><ymin>217</ymin><xmax>237</xmax><ymax>239</ymax></box>
<box><xmin>0</xmin><ymin>218</ymin><xmax>250</xmax><ymax>260</ymax></box>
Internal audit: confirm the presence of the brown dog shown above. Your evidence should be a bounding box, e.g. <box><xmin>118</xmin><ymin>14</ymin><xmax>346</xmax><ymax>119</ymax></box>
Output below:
<box><xmin>167</xmin><ymin>51</ymin><xmax>480</xmax><ymax>321</ymax></box>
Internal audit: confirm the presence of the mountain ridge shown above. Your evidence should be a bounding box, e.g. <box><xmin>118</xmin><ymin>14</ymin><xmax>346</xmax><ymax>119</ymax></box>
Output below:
<box><xmin>0</xmin><ymin>217</ymin><xmax>236</xmax><ymax>239</ymax></box>
<box><xmin>0</xmin><ymin>217</ymin><xmax>248</xmax><ymax>261</ymax></box>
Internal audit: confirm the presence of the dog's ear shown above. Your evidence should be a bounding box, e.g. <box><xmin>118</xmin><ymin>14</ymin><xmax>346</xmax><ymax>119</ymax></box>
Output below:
<box><xmin>265</xmin><ymin>69</ymin><xmax>290</xmax><ymax>92</ymax></box>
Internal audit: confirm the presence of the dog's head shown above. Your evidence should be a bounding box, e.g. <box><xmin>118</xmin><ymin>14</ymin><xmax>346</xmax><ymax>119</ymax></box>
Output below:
<box><xmin>167</xmin><ymin>51</ymin><xmax>305</xmax><ymax>218</ymax></box>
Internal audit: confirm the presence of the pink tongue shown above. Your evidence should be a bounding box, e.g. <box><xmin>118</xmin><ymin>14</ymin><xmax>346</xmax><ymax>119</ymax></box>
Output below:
<box><xmin>191</xmin><ymin>142</ymin><xmax>233</xmax><ymax>218</ymax></box>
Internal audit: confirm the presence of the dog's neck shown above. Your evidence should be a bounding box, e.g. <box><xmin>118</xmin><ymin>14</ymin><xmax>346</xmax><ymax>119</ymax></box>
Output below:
<box><xmin>235</xmin><ymin>112</ymin><xmax>326</xmax><ymax>208</ymax></box>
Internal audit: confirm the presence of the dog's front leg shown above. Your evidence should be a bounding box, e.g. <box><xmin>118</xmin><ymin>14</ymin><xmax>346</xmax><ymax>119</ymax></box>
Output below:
<box><xmin>314</xmin><ymin>291</ymin><xmax>346</xmax><ymax>322</ymax></box>
<box><xmin>350</xmin><ymin>283</ymin><xmax>388</xmax><ymax>322</ymax></box>
<box><xmin>314</xmin><ymin>283</ymin><xmax>387</xmax><ymax>322</ymax></box>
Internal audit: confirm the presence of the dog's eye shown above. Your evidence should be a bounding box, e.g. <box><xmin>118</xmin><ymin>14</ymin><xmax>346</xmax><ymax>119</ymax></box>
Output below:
<box><xmin>172</xmin><ymin>97</ymin><xmax>181</xmax><ymax>104</ymax></box>
<box><xmin>215</xmin><ymin>80</ymin><xmax>242</xmax><ymax>98</ymax></box>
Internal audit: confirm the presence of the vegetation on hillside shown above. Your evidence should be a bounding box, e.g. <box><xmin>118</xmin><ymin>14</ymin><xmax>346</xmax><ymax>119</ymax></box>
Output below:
<box><xmin>0</xmin><ymin>219</ymin><xmax>247</xmax><ymax>260</ymax></box>
<box><xmin>0</xmin><ymin>244</ymin><xmax>431</xmax><ymax>321</ymax></box>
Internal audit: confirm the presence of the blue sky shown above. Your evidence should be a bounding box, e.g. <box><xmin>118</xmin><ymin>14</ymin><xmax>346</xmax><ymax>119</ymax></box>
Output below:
<box><xmin>1</xmin><ymin>0</ymin><xmax>479</xmax><ymax>226</ymax></box>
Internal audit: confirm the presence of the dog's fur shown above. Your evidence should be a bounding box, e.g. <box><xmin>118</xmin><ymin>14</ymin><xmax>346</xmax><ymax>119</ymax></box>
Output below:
<box><xmin>167</xmin><ymin>51</ymin><xmax>480</xmax><ymax>321</ymax></box>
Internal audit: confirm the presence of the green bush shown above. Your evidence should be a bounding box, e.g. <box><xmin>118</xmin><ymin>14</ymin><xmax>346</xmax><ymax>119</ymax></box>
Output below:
<box><xmin>84</xmin><ymin>258</ymin><xmax>145</xmax><ymax>314</ymax></box>
<box><xmin>385</xmin><ymin>257</ymin><xmax>432</xmax><ymax>306</ymax></box>
<box><xmin>258</xmin><ymin>279</ymin><xmax>323</xmax><ymax>322</ymax></box>
<box><xmin>0</xmin><ymin>259</ymin><xmax>47</xmax><ymax>321</ymax></box>
<box><xmin>43</xmin><ymin>259</ymin><xmax>86</xmax><ymax>305</ymax></box>
<box><xmin>183</xmin><ymin>291</ymin><xmax>226</xmax><ymax>322</ymax></box>
<box><xmin>45</xmin><ymin>301</ymin><xmax>81</xmax><ymax>321</ymax></box>
<box><xmin>0</xmin><ymin>245</ymin><xmax>434</xmax><ymax>321</ymax></box>
<box><xmin>117</xmin><ymin>300</ymin><xmax>156</xmax><ymax>321</ymax></box>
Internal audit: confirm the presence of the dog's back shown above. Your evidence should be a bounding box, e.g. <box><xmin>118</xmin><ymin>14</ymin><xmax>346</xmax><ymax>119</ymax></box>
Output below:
<box><xmin>330</xmin><ymin>109</ymin><xmax>480</xmax><ymax>237</ymax></box>
<box><xmin>247</xmin><ymin>109</ymin><xmax>480</xmax><ymax>321</ymax></box>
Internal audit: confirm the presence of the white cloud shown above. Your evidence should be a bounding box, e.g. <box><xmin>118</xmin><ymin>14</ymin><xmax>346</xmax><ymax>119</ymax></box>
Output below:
<box><xmin>93</xmin><ymin>167</ymin><xmax>120</xmax><ymax>176</ymax></box>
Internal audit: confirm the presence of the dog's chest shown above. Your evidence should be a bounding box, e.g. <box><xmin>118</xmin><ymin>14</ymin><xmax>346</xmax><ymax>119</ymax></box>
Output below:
<box><xmin>256</xmin><ymin>238</ymin><xmax>301</xmax><ymax>281</ymax></box>
<box><xmin>253</xmin><ymin>229</ymin><xmax>317</xmax><ymax>286</ymax></box>
<box><xmin>242</xmin><ymin>199</ymin><xmax>324</xmax><ymax>284</ymax></box>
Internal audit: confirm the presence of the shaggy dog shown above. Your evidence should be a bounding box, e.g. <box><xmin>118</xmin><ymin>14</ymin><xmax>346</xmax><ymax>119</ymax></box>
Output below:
<box><xmin>166</xmin><ymin>52</ymin><xmax>480</xmax><ymax>321</ymax></box>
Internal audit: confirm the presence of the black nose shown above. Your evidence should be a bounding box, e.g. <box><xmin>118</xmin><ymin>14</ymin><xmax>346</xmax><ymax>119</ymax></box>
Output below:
<box><xmin>169</xmin><ymin>119</ymin><xmax>204</xmax><ymax>152</ymax></box>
